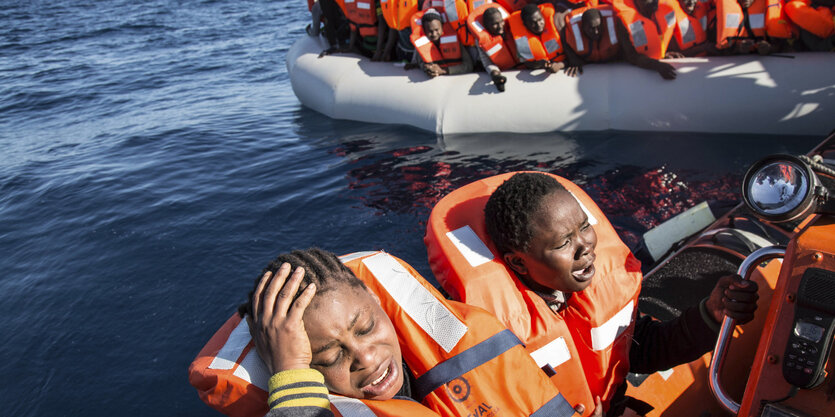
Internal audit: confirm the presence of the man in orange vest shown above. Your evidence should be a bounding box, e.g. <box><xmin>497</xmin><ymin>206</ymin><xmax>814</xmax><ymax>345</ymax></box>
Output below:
<box><xmin>474</xmin><ymin>7</ymin><xmax>513</xmax><ymax>91</ymax></box>
<box><xmin>517</xmin><ymin>4</ymin><xmax>570</xmax><ymax>73</ymax></box>
<box><xmin>613</xmin><ymin>0</ymin><xmax>682</xmax><ymax>79</ymax></box>
<box><xmin>561</xmin><ymin>7</ymin><xmax>623</xmax><ymax>76</ymax></box>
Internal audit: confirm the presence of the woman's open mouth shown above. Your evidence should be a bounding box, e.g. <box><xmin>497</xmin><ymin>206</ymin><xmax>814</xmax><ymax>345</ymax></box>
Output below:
<box><xmin>361</xmin><ymin>358</ymin><xmax>398</xmax><ymax>398</ymax></box>
<box><xmin>572</xmin><ymin>261</ymin><xmax>596</xmax><ymax>282</ymax></box>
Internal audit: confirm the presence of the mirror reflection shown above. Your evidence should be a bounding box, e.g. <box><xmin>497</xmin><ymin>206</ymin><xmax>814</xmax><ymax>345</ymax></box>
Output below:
<box><xmin>748</xmin><ymin>161</ymin><xmax>809</xmax><ymax>215</ymax></box>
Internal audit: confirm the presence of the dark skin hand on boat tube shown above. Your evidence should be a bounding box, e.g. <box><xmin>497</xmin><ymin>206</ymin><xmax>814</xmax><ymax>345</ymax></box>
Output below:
<box><xmin>482</xmin><ymin>8</ymin><xmax>508</xmax><ymax>91</ymax></box>
<box><xmin>521</xmin><ymin>5</ymin><xmax>567</xmax><ymax>74</ymax></box>
<box><xmin>616</xmin><ymin>0</ymin><xmax>681</xmax><ymax>79</ymax></box>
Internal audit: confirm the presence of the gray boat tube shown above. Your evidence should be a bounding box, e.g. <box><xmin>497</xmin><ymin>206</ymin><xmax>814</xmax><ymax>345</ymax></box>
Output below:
<box><xmin>287</xmin><ymin>35</ymin><xmax>835</xmax><ymax>136</ymax></box>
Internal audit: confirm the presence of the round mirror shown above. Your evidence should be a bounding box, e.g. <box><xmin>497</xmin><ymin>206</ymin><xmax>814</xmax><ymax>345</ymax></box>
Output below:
<box><xmin>747</xmin><ymin>161</ymin><xmax>809</xmax><ymax>215</ymax></box>
<box><xmin>742</xmin><ymin>155</ymin><xmax>818</xmax><ymax>222</ymax></box>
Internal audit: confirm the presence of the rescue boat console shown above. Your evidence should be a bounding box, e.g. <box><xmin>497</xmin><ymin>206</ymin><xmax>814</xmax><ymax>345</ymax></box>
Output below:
<box><xmin>709</xmin><ymin>149</ymin><xmax>835</xmax><ymax>417</ymax></box>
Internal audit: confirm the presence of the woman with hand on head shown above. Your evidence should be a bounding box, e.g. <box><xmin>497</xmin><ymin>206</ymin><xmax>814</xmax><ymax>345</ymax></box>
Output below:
<box><xmin>232</xmin><ymin>248</ymin><xmax>572</xmax><ymax>417</ymax></box>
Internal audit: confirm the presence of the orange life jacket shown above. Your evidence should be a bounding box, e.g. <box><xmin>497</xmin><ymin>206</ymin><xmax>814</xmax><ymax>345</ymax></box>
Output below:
<box><xmin>411</xmin><ymin>10</ymin><xmax>465</xmax><ymax>67</ymax></box>
<box><xmin>424</xmin><ymin>173</ymin><xmax>643</xmax><ymax>415</ymax></box>
<box><xmin>467</xmin><ymin>3</ymin><xmax>520</xmax><ymax>69</ymax></box>
<box><xmin>715</xmin><ymin>0</ymin><xmax>797</xmax><ymax>48</ymax></box>
<box><xmin>508</xmin><ymin>4</ymin><xmax>566</xmax><ymax>62</ymax></box>
<box><xmin>613</xmin><ymin>0</ymin><xmax>680</xmax><ymax>59</ymax></box>
<box><xmin>563</xmin><ymin>5</ymin><xmax>621</xmax><ymax>62</ymax></box>
<box><xmin>381</xmin><ymin>0</ymin><xmax>418</xmax><ymax>30</ymax></box>
<box><xmin>189</xmin><ymin>251</ymin><xmax>574</xmax><ymax>417</ymax></box>
<box><xmin>422</xmin><ymin>0</ymin><xmax>479</xmax><ymax>45</ymax></box>
<box><xmin>674</xmin><ymin>0</ymin><xmax>710</xmax><ymax>51</ymax></box>
<box><xmin>785</xmin><ymin>0</ymin><xmax>835</xmax><ymax>38</ymax></box>
<box><xmin>335</xmin><ymin>0</ymin><xmax>379</xmax><ymax>37</ymax></box>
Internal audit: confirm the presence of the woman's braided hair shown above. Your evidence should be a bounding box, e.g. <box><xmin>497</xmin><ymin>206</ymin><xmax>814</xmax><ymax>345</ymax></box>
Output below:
<box><xmin>484</xmin><ymin>172</ymin><xmax>567</xmax><ymax>255</ymax></box>
<box><xmin>238</xmin><ymin>248</ymin><xmax>366</xmax><ymax>317</ymax></box>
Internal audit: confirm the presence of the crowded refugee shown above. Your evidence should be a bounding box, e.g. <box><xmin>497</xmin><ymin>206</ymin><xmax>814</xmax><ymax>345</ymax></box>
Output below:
<box><xmin>306</xmin><ymin>0</ymin><xmax>834</xmax><ymax>90</ymax></box>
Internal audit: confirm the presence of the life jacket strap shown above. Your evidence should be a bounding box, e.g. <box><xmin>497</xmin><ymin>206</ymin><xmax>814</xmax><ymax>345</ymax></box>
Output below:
<box><xmin>413</xmin><ymin>329</ymin><xmax>522</xmax><ymax>401</ymax></box>
<box><xmin>531</xmin><ymin>393</ymin><xmax>576</xmax><ymax>417</ymax></box>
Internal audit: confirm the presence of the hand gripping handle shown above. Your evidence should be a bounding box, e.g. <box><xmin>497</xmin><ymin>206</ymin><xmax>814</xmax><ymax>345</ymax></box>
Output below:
<box><xmin>708</xmin><ymin>245</ymin><xmax>786</xmax><ymax>414</ymax></box>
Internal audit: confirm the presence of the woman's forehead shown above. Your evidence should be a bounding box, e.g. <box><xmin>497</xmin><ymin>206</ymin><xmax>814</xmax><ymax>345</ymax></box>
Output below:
<box><xmin>532</xmin><ymin>191</ymin><xmax>585</xmax><ymax>231</ymax></box>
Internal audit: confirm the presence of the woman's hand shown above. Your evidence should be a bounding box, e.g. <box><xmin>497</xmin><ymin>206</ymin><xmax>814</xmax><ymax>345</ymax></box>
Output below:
<box><xmin>705</xmin><ymin>274</ymin><xmax>759</xmax><ymax>325</ymax></box>
<box><xmin>246</xmin><ymin>263</ymin><xmax>318</xmax><ymax>374</ymax></box>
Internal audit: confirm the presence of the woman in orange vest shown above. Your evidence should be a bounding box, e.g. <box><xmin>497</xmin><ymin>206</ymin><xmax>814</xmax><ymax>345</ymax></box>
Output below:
<box><xmin>561</xmin><ymin>5</ymin><xmax>621</xmax><ymax>76</ymax></box>
<box><xmin>468</xmin><ymin>4</ymin><xmax>519</xmax><ymax>91</ymax></box>
<box><xmin>190</xmin><ymin>249</ymin><xmax>574</xmax><ymax>417</ymax></box>
<box><xmin>785</xmin><ymin>0</ymin><xmax>835</xmax><ymax>50</ymax></box>
<box><xmin>508</xmin><ymin>4</ymin><xmax>568</xmax><ymax>73</ymax></box>
<box><xmin>424</xmin><ymin>172</ymin><xmax>761</xmax><ymax>415</ymax></box>
<box><xmin>410</xmin><ymin>9</ymin><xmax>474</xmax><ymax>77</ymax></box>
<box><xmin>612</xmin><ymin>0</ymin><xmax>682</xmax><ymax>79</ymax></box>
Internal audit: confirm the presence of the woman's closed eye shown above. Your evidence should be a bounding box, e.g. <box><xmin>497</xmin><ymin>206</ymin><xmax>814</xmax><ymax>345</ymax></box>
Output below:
<box><xmin>356</xmin><ymin>318</ymin><xmax>375</xmax><ymax>336</ymax></box>
<box><xmin>315</xmin><ymin>350</ymin><xmax>343</xmax><ymax>368</ymax></box>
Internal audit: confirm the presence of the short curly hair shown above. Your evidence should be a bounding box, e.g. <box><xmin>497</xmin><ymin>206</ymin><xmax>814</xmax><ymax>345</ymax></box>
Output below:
<box><xmin>238</xmin><ymin>248</ymin><xmax>366</xmax><ymax>318</ymax></box>
<box><xmin>484</xmin><ymin>173</ymin><xmax>568</xmax><ymax>255</ymax></box>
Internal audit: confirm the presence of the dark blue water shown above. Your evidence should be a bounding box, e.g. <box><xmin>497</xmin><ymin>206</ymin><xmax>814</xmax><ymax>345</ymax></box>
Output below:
<box><xmin>0</xmin><ymin>1</ymin><xmax>822</xmax><ymax>415</ymax></box>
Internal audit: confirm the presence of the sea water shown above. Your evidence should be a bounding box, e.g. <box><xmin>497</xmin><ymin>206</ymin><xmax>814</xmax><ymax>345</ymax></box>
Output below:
<box><xmin>0</xmin><ymin>1</ymin><xmax>821</xmax><ymax>415</ymax></box>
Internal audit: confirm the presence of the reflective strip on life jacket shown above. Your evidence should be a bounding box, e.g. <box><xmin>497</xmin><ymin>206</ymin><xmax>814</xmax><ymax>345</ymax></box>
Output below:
<box><xmin>467</xmin><ymin>3</ymin><xmax>519</xmax><ymax>69</ymax></box>
<box><xmin>614</xmin><ymin>0</ymin><xmax>678</xmax><ymax>59</ymax></box>
<box><xmin>411</xmin><ymin>10</ymin><xmax>464</xmax><ymax>66</ymax></box>
<box><xmin>590</xmin><ymin>300</ymin><xmax>635</xmax><ymax>351</ymax></box>
<box><xmin>361</xmin><ymin>252</ymin><xmax>468</xmax><ymax>353</ymax></box>
<box><xmin>716</xmin><ymin>0</ymin><xmax>771</xmax><ymax>47</ymax></box>
<box><xmin>508</xmin><ymin>4</ymin><xmax>564</xmax><ymax>62</ymax></box>
<box><xmin>531</xmin><ymin>336</ymin><xmax>572</xmax><ymax>370</ymax></box>
<box><xmin>330</xmin><ymin>396</ymin><xmax>377</xmax><ymax>417</ymax></box>
<box><xmin>566</xmin><ymin>7</ymin><xmax>619</xmax><ymax>62</ymax></box>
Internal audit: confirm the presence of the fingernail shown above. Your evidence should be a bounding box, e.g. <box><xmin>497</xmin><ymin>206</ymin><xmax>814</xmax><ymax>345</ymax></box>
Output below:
<box><xmin>738</xmin><ymin>281</ymin><xmax>749</xmax><ymax>287</ymax></box>
<box><xmin>280</xmin><ymin>262</ymin><xmax>290</xmax><ymax>270</ymax></box>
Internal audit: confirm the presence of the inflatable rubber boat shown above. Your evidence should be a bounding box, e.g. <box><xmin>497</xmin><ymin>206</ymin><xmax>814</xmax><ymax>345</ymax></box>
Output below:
<box><xmin>287</xmin><ymin>35</ymin><xmax>835</xmax><ymax>136</ymax></box>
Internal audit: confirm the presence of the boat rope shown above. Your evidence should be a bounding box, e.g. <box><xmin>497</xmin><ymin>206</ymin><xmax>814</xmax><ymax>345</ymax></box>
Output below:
<box><xmin>798</xmin><ymin>154</ymin><xmax>835</xmax><ymax>177</ymax></box>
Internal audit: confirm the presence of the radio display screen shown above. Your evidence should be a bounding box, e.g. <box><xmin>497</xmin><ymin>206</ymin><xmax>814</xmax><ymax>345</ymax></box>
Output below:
<box><xmin>794</xmin><ymin>320</ymin><xmax>825</xmax><ymax>343</ymax></box>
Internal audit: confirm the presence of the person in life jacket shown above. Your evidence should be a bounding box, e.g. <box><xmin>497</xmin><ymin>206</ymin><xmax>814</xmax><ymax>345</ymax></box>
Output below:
<box><xmin>379</xmin><ymin>0</ymin><xmax>418</xmax><ymax>61</ymax></box>
<box><xmin>421</xmin><ymin>0</ymin><xmax>479</xmax><ymax>48</ymax></box>
<box><xmin>612</xmin><ymin>0</ymin><xmax>683</xmax><ymax>79</ymax></box>
<box><xmin>714</xmin><ymin>0</ymin><xmax>795</xmax><ymax>54</ymax></box>
<box><xmin>322</xmin><ymin>0</ymin><xmax>386</xmax><ymax>58</ymax></box>
<box><xmin>309</xmin><ymin>0</ymin><xmax>352</xmax><ymax>54</ymax></box>
<box><xmin>508</xmin><ymin>4</ymin><xmax>569</xmax><ymax>73</ymax></box>
<box><xmin>423</xmin><ymin>172</ymin><xmax>761</xmax><ymax>416</ymax></box>
<box><xmin>784</xmin><ymin>0</ymin><xmax>835</xmax><ymax>50</ymax></box>
<box><xmin>560</xmin><ymin>5</ymin><xmax>621</xmax><ymax>76</ymax></box>
<box><xmin>667</xmin><ymin>0</ymin><xmax>718</xmax><ymax>55</ymax></box>
<box><xmin>192</xmin><ymin>248</ymin><xmax>576</xmax><ymax>417</ymax></box>
<box><xmin>468</xmin><ymin>4</ymin><xmax>519</xmax><ymax>91</ymax></box>
<box><xmin>410</xmin><ymin>9</ymin><xmax>474</xmax><ymax>77</ymax></box>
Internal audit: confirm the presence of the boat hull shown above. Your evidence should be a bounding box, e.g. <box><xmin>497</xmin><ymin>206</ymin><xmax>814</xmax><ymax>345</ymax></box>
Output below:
<box><xmin>287</xmin><ymin>35</ymin><xmax>835</xmax><ymax>136</ymax></box>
